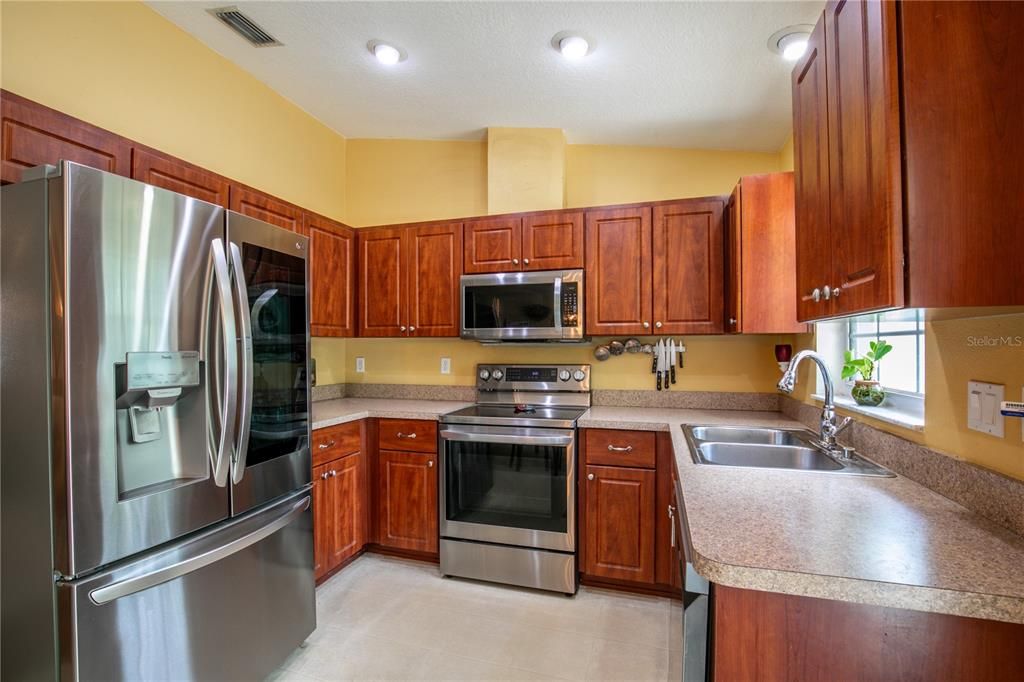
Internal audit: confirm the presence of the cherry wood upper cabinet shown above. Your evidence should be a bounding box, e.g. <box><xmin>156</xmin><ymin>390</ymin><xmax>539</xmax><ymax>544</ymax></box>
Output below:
<box><xmin>357</xmin><ymin>228</ymin><xmax>406</xmax><ymax>337</ymax></box>
<box><xmin>583</xmin><ymin>465</ymin><xmax>656</xmax><ymax>584</ymax></box>
<box><xmin>376</xmin><ymin>449</ymin><xmax>438</xmax><ymax>554</ymax></box>
<box><xmin>792</xmin><ymin>17</ymin><xmax>836</xmax><ymax>322</ymax></box>
<box><xmin>522</xmin><ymin>210</ymin><xmax>584</xmax><ymax>271</ymax></box>
<box><xmin>824</xmin><ymin>0</ymin><xmax>904</xmax><ymax>317</ymax></box>
<box><xmin>305</xmin><ymin>213</ymin><xmax>356</xmax><ymax>337</ymax></box>
<box><xmin>230</xmin><ymin>185</ymin><xmax>304</xmax><ymax>234</ymax></box>
<box><xmin>726</xmin><ymin>174</ymin><xmax>807</xmax><ymax>334</ymax></box>
<box><xmin>406</xmin><ymin>222</ymin><xmax>462</xmax><ymax>337</ymax></box>
<box><xmin>1</xmin><ymin>90</ymin><xmax>131</xmax><ymax>184</ymax></box>
<box><xmin>464</xmin><ymin>217</ymin><xmax>521</xmax><ymax>273</ymax></box>
<box><xmin>585</xmin><ymin>206</ymin><xmax>652</xmax><ymax>336</ymax></box>
<box><xmin>652</xmin><ymin>199</ymin><xmax>725</xmax><ymax>335</ymax></box>
<box><xmin>899</xmin><ymin>0</ymin><xmax>1024</xmax><ymax>308</ymax></box>
<box><xmin>131</xmin><ymin>146</ymin><xmax>230</xmax><ymax>207</ymax></box>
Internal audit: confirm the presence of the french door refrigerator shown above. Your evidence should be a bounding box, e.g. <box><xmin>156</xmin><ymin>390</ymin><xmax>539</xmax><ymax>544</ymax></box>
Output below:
<box><xmin>1</xmin><ymin>162</ymin><xmax>315</xmax><ymax>680</ymax></box>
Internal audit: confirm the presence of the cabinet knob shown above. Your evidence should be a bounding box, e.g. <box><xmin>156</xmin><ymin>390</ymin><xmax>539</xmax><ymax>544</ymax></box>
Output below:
<box><xmin>642</xmin><ymin>321</ymin><xmax>650</xmax><ymax>329</ymax></box>
<box><xmin>823</xmin><ymin>285</ymin><xmax>832</xmax><ymax>300</ymax></box>
<box><xmin>655</xmin><ymin>321</ymin><xmax>663</xmax><ymax>329</ymax></box>
<box><xmin>523</xmin><ymin>258</ymin><xmax>530</xmax><ymax>265</ymax></box>
<box><xmin>318</xmin><ymin>440</ymin><xmax>335</xmax><ymax>450</ymax></box>
<box><xmin>512</xmin><ymin>258</ymin><xmax>519</xmax><ymax>265</ymax></box>
<box><xmin>320</xmin><ymin>472</ymin><xmax>330</xmax><ymax>480</ymax></box>
<box><xmin>607</xmin><ymin>444</ymin><xmax>633</xmax><ymax>453</ymax></box>
<box><xmin>587</xmin><ymin>473</ymin><xmax>595</xmax><ymax>481</ymax></box>
<box><xmin>831</xmin><ymin>285</ymin><xmax>842</xmax><ymax>298</ymax></box>
<box><xmin>428</xmin><ymin>460</ymin><xmax>434</xmax><ymax>468</ymax></box>
<box><xmin>400</xmin><ymin>325</ymin><xmax>407</xmax><ymax>332</ymax></box>
<box><xmin>409</xmin><ymin>326</ymin><xmax>416</xmax><ymax>333</ymax></box>
<box><xmin>397</xmin><ymin>432</ymin><xmax>417</xmax><ymax>439</ymax></box>
<box><xmin>729</xmin><ymin>318</ymin><xmax>737</xmax><ymax>326</ymax></box>
<box><xmin>328</xmin><ymin>470</ymin><xmax>337</xmax><ymax>477</ymax></box>
<box><xmin>810</xmin><ymin>287</ymin><xmax>821</xmax><ymax>303</ymax></box>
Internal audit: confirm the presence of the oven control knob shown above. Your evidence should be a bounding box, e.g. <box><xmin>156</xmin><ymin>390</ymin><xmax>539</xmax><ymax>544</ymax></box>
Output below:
<box><xmin>559</xmin><ymin>369</ymin><xmax>571</xmax><ymax>381</ymax></box>
<box><xmin>479</xmin><ymin>369</ymin><xmax>491</xmax><ymax>381</ymax></box>
<box><xmin>491</xmin><ymin>369</ymin><xmax>504</xmax><ymax>381</ymax></box>
<box><xmin>572</xmin><ymin>369</ymin><xmax>586</xmax><ymax>382</ymax></box>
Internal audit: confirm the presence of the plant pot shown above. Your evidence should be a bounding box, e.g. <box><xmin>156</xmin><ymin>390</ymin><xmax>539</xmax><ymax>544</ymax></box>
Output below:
<box><xmin>852</xmin><ymin>380</ymin><xmax>885</xmax><ymax>407</ymax></box>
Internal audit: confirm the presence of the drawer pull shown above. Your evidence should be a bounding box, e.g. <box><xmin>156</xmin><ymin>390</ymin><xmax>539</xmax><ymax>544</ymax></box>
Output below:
<box><xmin>607</xmin><ymin>444</ymin><xmax>633</xmax><ymax>453</ymax></box>
<box><xmin>328</xmin><ymin>469</ymin><xmax>337</xmax><ymax>478</ymax></box>
<box><xmin>320</xmin><ymin>471</ymin><xmax>329</xmax><ymax>480</ymax></box>
<box><xmin>397</xmin><ymin>432</ymin><xmax>417</xmax><ymax>439</ymax></box>
<box><xmin>318</xmin><ymin>440</ymin><xmax>336</xmax><ymax>450</ymax></box>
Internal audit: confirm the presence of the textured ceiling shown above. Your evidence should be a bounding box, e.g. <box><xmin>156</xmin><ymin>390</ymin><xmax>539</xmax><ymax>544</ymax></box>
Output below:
<box><xmin>149</xmin><ymin>1</ymin><xmax>822</xmax><ymax>151</ymax></box>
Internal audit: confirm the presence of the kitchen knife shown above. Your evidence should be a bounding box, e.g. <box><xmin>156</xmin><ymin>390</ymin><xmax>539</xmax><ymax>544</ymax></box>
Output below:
<box><xmin>663</xmin><ymin>340</ymin><xmax>671</xmax><ymax>390</ymax></box>
<box><xmin>669</xmin><ymin>339</ymin><xmax>677</xmax><ymax>384</ymax></box>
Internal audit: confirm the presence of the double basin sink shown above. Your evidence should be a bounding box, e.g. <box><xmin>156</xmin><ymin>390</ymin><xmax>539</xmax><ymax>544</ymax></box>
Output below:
<box><xmin>683</xmin><ymin>425</ymin><xmax>893</xmax><ymax>477</ymax></box>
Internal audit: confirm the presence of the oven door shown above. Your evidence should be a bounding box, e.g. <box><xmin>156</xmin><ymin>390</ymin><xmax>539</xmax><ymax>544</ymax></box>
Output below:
<box><xmin>440</xmin><ymin>424</ymin><xmax>576</xmax><ymax>552</ymax></box>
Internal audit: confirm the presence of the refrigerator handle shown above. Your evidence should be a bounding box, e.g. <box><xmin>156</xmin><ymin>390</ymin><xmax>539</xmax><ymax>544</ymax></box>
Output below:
<box><xmin>88</xmin><ymin>495</ymin><xmax>310</xmax><ymax>605</ymax></box>
<box><xmin>228</xmin><ymin>242</ymin><xmax>254</xmax><ymax>484</ymax></box>
<box><xmin>208</xmin><ymin>238</ymin><xmax>238</xmax><ymax>487</ymax></box>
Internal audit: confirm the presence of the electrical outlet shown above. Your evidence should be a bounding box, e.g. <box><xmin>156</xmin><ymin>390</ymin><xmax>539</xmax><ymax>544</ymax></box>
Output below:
<box><xmin>355</xmin><ymin>356</ymin><xmax>365</xmax><ymax>373</ymax></box>
<box><xmin>967</xmin><ymin>380</ymin><xmax>1003</xmax><ymax>437</ymax></box>
<box><xmin>440</xmin><ymin>357</ymin><xmax>451</xmax><ymax>374</ymax></box>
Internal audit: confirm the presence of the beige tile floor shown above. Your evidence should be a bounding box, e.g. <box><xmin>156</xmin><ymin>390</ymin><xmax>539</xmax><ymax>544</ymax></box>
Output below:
<box><xmin>270</xmin><ymin>555</ymin><xmax>682</xmax><ymax>681</ymax></box>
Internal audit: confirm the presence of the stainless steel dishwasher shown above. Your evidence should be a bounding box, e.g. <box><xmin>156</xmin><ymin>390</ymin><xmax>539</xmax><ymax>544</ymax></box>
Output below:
<box><xmin>674</xmin><ymin>482</ymin><xmax>710</xmax><ymax>682</ymax></box>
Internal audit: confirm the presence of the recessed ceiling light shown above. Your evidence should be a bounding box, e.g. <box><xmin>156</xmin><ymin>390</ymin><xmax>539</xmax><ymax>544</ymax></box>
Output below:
<box><xmin>768</xmin><ymin>25</ymin><xmax>814</xmax><ymax>62</ymax></box>
<box><xmin>551</xmin><ymin>32</ymin><xmax>591</xmax><ymax>60</ymax></box>
<box><xmin>367</xmin><ymin>40</ymin><xmax>404</xmax><ymax>65</ymax></box>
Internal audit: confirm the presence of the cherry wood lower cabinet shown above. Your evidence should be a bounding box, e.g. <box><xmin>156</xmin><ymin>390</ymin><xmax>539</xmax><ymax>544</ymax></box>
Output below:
<box><xmin>313</xmin><ymin>451</ymin><xmax>366</xmax><ymax>582</ymax></box>
<box><xmin>376</xmin><ymin>449</ymin><xmax>438</xmax><ymax>555</ymax></box>
<box><xmin>580</xmin><ymin>429</ymin><xmax>678</xmax><ymax>594</ymax></box>
<box><xmin>714</xmin><ymin>585</ymin><xmax>1024</xmax><ymax>681</ymax></box>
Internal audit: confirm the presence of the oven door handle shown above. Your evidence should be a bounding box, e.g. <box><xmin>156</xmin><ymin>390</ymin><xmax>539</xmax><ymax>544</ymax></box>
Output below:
<box><xmin>440</xmin><ymin>429</ymin><xmax>574</xmax><ymax>447</ymax></box>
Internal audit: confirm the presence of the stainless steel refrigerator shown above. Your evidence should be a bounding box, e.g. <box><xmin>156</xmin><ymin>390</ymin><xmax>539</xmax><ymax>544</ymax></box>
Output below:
<box><xmin>1</xmin><ymin>162</ymin><xmax>316</xmax><ymax>680</ymax></box>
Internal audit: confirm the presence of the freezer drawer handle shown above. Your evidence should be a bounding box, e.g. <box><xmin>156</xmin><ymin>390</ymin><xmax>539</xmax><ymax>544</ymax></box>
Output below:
<box><xmin>88</xmin><ymin>495</ymin><xmax>310</xmax><ymax>606</ymax></box>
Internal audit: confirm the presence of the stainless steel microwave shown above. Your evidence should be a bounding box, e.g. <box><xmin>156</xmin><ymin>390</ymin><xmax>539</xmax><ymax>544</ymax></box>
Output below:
<box><xmin>460</xmin><ymin>269</ymin><xmax>585</xmax><ymax>341</ymax></box>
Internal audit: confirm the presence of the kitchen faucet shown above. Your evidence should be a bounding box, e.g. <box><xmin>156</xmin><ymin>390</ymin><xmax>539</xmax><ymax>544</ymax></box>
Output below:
<box><xmin>777</xmin><ymin>350</ymin><xmax>853</xmax><ymax>456</ymax></box>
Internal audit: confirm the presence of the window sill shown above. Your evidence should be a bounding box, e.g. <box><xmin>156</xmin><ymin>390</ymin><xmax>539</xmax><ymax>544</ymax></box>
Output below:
<box><xmin>810</xmin><ymin>393</ymin><xmax>925</xmax><ymax>432</ymax></box>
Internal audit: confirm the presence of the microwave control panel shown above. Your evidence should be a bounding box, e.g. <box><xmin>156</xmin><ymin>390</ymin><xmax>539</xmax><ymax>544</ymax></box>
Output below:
<box><xmin>561</xmin><ymin>282</ymin><xmax>579</xmax><ymax>327</ymax></box>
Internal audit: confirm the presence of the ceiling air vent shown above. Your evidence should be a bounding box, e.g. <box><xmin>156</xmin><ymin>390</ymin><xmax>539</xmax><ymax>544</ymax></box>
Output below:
<box><xmin>207</xmin><ymin>6</ymin><xmax>282</xmax><ymax>47</ymax></box>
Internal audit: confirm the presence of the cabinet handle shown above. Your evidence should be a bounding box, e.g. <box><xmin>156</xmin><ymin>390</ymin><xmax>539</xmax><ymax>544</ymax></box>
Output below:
<box><xmin>823</xmin><ymin>285</ymin><xmax>833</xmax><ymax>300</ymax></box>
<box><xmin>428</xmin><ymin>460</ymin><xmax>434</xmax><ymax>468</ymax></box>
<box><xmin>642</xmin><ymin>321</ymin><xmax>650</xmax><ymax>329</ymax></box>
<box><xmin>587</xmin><ymin>473</ymin><xmax>595</xmax><ymax>481</ymax></box>
<box><xmin>512</xmin><ymin>258</ymin><xmax>520</xmax><ymax>265</ymax></box>
<box><xmin>523</xmin><ymin>258</ymin><xmax>530</xmax><ymax>265</ymax></box>
<box><xmin>810</xmin><ymin>287</ymin><xmax>821</xmax><ymax>303</ymax></box>
<box><xmin>320</xmin><ymin>471</ymin><xmax>330</xmax><ymax>480</ymax></box>
<box><xmin>607</xmin><ymin>444</ymin><xmax>633</xmax><ymax>453</ymax></box>
<box><xmin>668</xmin><ymin>505</ymin><xmax>676</xmax><ymax>548</ymax></box>
<box><xmin>655</xmin><ymin>321</ymin><xmax>663</xmax><ymax>329</ymax></box>
<box><xmin>729</xmin><ymin>318</ymin><xmax>737</xmax><ymax>326</ymax></box>
<box><xmin>830</xmin><ymin>284</ymin><xmax>842</xmax><ymax>298</ymax></box>
<box><xmin>400</xmin><ymin>325</ymin><xmax>407</xmax><ymax>332</ymax></box>
<box><xmin>329</xmin><ymin>469</ymin><xmax>337</xmax><ymax>477</ymax></box>
<box><xmin>318</xmin><ymin>441</ymin><xmax>335</xmax><ymax>450</ymax></box>
<box><xmin>409</xmin><ymin>326</ymin><xmax>416</xmax><ymax>333</ymax></box>
<box><xmin>397</xmin><ymin>432</ymin><xmax>417</xmax><ymax>439</ymax></box>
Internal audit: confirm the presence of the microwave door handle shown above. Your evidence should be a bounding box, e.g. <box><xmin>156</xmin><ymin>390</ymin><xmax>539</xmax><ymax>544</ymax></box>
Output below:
<box><xmin>228</xmin><ymin>242</ymin><xmax>254</xmax><ymax>485</ymax></box>
<box><xmin>208</xmin><ymin>238</ymin><xmax>237</xmax><ymax>487</ymax></box>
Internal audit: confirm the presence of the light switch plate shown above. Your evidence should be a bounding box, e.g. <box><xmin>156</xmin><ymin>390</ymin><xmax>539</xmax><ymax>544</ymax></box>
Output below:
<box><xmin>440</xmin><ymin>357</ymin><xmax>451</xmax><ymax>374</ymax></box>
<box><xmin>967</xmin><ymin>380</ymin><xmax>1004</xmax><ymax>437</ymax></box>
<box><xmin>355</xmin><ymin>357</ymin><xmax>365</xmax><ymax>373</ymax></box>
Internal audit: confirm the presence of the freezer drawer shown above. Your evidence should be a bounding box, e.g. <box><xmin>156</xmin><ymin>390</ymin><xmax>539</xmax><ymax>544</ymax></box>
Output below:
<box><xmin>58</xmin><ymin>489</ymin><xmax>315</xmax><ymax>681</ymax></box>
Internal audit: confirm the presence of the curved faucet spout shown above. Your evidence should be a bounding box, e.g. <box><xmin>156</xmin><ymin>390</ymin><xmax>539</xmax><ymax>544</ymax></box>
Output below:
<box><xmin>777</xmin><ymin>350</ymin><xmax>847</xmax><ymax>450</ymax></box>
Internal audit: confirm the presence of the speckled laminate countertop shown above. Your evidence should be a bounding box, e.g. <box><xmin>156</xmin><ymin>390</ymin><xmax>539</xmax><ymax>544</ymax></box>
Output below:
<box><xmin>312</xmin><ymin>398</ymin><xmax>472</xmax><ymax>429</ymax></box>
<box><xmin>578</xmin><ymin>406</ymin><xmax>1024</xmax><ymax>624</ymax></box>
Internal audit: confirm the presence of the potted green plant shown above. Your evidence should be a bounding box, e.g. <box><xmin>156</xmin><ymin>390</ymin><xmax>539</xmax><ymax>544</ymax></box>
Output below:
<box><xmin>842</xmin><ymin>340</ymin><xmax>893</xmax><ymax>407</ymax></box>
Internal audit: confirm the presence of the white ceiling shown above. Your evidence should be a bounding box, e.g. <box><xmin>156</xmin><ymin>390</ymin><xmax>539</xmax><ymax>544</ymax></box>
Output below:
<box><xmin>149</xmin><ymin>1</ymin><xmax>822</xmax><ymax>152</ymax></box>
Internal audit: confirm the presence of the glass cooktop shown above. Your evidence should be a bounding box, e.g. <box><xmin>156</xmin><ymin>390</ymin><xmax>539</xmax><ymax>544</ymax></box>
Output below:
<box><xmin>440</xmin><ymin>404</ymin><xmax>587</xmax><ymax>429</ymax></box>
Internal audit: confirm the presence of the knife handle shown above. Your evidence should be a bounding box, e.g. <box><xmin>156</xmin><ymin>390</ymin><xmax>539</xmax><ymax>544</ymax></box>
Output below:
<box><xmin>657</xmin><ymin>371</ymin><xmax>662</xmax><ymax>391</ymax></box>
<box><xmin>670</xmin><ymin>365</ymin><xmax>676</xmax><ymax>384</ymax></box>
<box><xmin>652</xmin><ymin>355</ymin><xmax>658</xmax><ymax>373</ymax></box>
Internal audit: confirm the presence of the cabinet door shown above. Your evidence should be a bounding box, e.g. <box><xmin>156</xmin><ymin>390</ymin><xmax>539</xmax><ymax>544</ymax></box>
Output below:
<box><xmin>131</xmin><ymin>146</ymin><xmax>229</xmax><ymax>206</ymax></box>
<box><xmin>230</xmin><ymin>185</ymin><xmax>304</xmax><ymax>234</ymax></box>
<box><xmin>522</xmin><ymin>211</ymin><xmax>584</xmax><ymax>271</ymax></box>
<box><xmin>330</xmin><ymin>452</ymin><xmax>364</xmax><ymax>566</ymax></box>
<box><xmin>824</xmin><ymin>0</ymin><xmax>904</xmax><ymax>316</ymax></box>
<box><xmin>584</xmin><ymin>465</ymin><xmax>655</xmax><ymax>584</ymax></box>
<box><xmin>726</xmin><ymin>186</ymin><xmax>742</xmax><ymax>333</ymax></box>
<box><xmin>464</xmin><ymin>217</ymin><xmax>521</xmax><ymax>274</ymax></box>
<box><xmin>652</xmin><ymin>199</ymin><xmax>725</xmax><ymax>335</ymax></box>
<box><xmin>406</xmin><ymin>222</ymin><xmax>462</xmax><ymax>337</ymax></box>
<box><xmin>312</xmin><ymin>463</ymin><xmax>331</xmax><ymax>579</ymax></box>
<box><xmin>584</xmin><ymin>207</ymin><xmax>652</xmax><ymax>336</ymax></box>
<box><xmin>792</xmin><ymin>17</ymin><xmax>836</xmax><ymax>322</ymax></box>
<box><xmin>357</xmin><ymin>228</ymin><xmax>406</xmax><ymax>337</ymax></box>
<box><xmin>377</xmin><ymin>449</ymin><xmax>438</xmax><ymax>554</ymax></box>
<box><xmin>305</xmin><ymin>213</ymin><xmax>355</xmax><ymax>337</ymax></box>
<box><xmin>1</xmin><ymin>91</ymin><xmax>131</xmax><ymax>184</ymax></box>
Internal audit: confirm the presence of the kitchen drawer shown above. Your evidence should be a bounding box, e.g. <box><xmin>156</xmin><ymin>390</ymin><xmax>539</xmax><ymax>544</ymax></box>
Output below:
<box><xmin>312</xmin><ymin>421</ymin><xmax>362</xmax><ymax>466</ymax></box>
<box><xmin>584</xmin><ymin>429</ymin><xmax>656</xmax><ymax>468</ymax></box>
<box><xmin>377</xmin><ymin>418</ymin><xmax>437</xmax><ymax>454</ymax></box>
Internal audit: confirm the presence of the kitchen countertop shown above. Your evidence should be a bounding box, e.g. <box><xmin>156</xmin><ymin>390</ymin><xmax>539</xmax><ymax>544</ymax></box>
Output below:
<box><xmin>312</xmin><ymin>397</ymin><xmax>473</xmax><ymax>429</ymax></box>
<box><xmin>578</xmin><ymin>406</ymin><xmax>1024</xmax><ymax>625</ymax></box>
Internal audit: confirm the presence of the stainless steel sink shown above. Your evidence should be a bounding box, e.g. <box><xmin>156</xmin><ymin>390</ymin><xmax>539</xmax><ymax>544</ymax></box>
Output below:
<box><xmin>684</xmin><ymin>425</ymin><xmax>893</xmax><ymax>477</ymax></box>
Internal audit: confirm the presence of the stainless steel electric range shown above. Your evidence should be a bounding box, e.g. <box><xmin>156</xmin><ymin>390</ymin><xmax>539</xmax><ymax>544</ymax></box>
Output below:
<box><xmin>438</xmin><ymin>364</ymin><xmax>591</xmax><ymax>595</ymax></box>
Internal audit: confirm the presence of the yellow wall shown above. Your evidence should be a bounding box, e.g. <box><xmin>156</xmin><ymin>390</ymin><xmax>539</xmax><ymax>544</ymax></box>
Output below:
<box><xmin>0</xmin><ymin>1</ymin><xmax>347</xmax><ymax>221</ymax></box>
<box><xmin>344</xmin><ymin>139</ymin><xmax>487</xmax><ymax>227</ymax></box>
<box><xmin>778</xmin><ymin>135</ymin><xmax>795</xmax><ymax>172</ymax></box>
<box><xmin>487</xmin><ymin>127</ymin><xmax>566</xmax><ymax>214</ymax></box>
<box><xmin>566</xmin><ymin>145</ymin><xmax>782</xmax><ymax>206</ymax></box>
